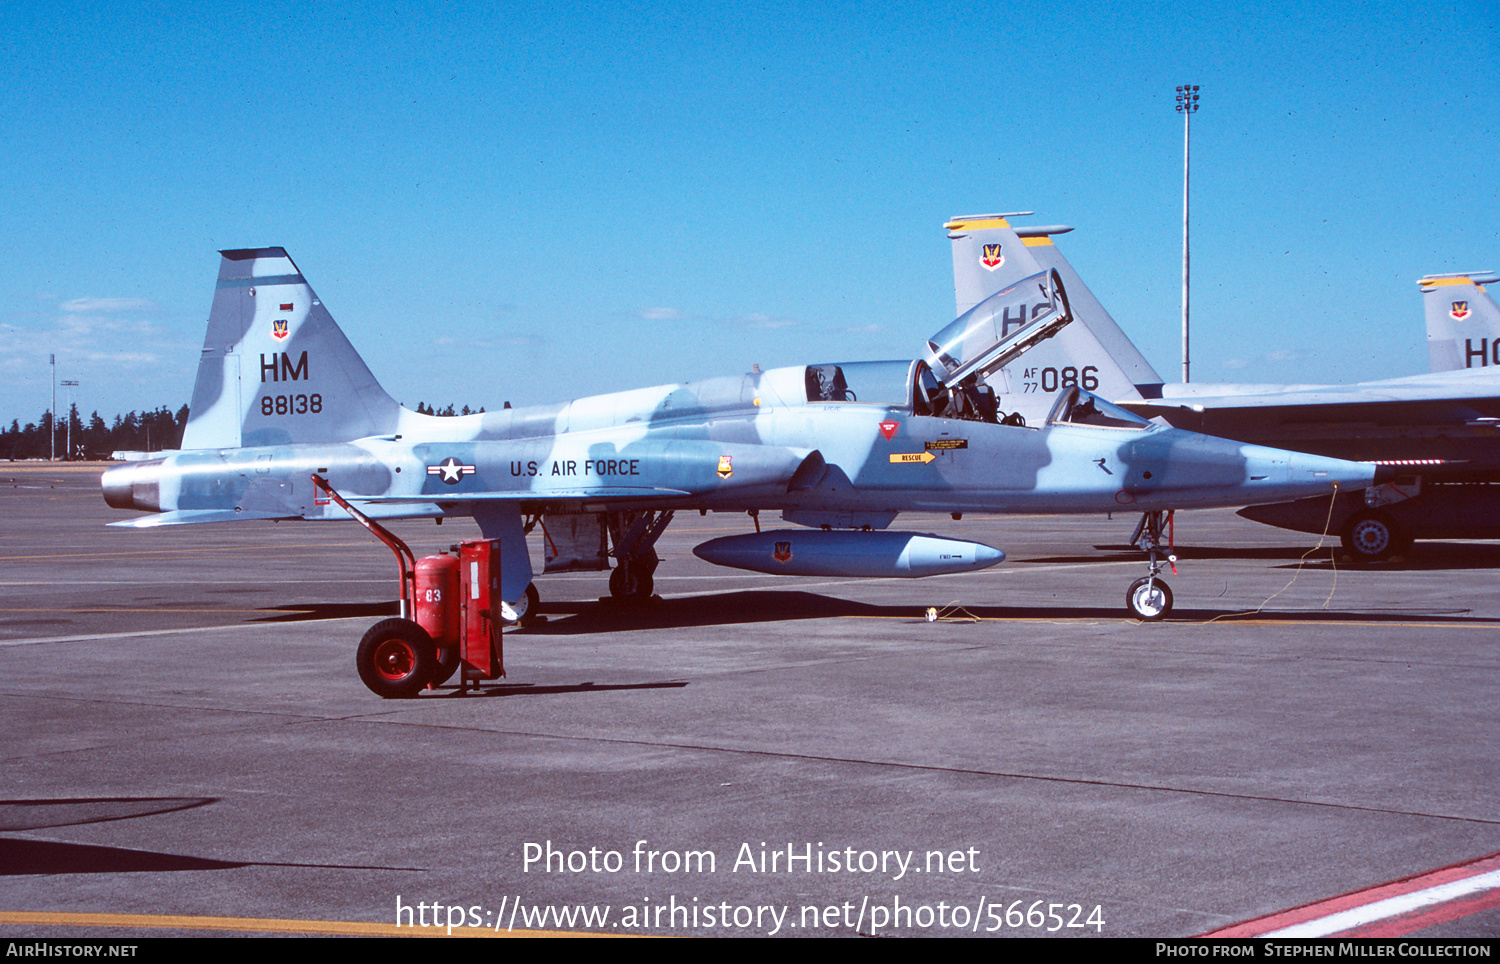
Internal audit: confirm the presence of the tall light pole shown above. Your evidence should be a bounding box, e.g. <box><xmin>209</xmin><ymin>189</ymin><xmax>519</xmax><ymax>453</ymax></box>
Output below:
<box><xmin>1176</xmin><ymin>84</ymin><xmax>1200</xmax><ymax>383</ymax></box>
<box><xmin>49</xmin><ymin>354</ymin><xmax>56</xmax><ymax>461</ymax></box>
<box><xmin>61</xmin><ymin>380</ymin><xmax>79</xmax><ymax>460</ymax></box>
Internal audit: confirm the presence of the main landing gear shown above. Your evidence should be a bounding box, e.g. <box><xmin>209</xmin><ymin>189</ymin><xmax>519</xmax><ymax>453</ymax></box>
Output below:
<box><xmin>605</xmin><ymin>510</ymin><xmax>672</xmax><ymax>602</ymax></box>
<box><xmin>1126</xmin><ymin>510</ymin><xmax>1176</xmax><ymax>621</ymax></box>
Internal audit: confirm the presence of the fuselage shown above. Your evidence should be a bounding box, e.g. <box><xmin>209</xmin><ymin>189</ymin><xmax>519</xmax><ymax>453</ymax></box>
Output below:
<box><xmin>104</xmin><ymin>359</ymin><xmax>1380</xmax><ymax>526</ymax></box>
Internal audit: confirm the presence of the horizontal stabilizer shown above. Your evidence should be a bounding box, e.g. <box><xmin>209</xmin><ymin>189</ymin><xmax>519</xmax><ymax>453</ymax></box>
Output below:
<box><xmin>108</xmin><ymin>509</ymin><xmax>297</xmax><ymax>527</ymax></box>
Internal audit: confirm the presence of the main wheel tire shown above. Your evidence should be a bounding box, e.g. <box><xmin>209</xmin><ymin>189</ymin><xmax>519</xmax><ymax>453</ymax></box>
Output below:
<box><xmin>1342</xmin><ymin>510</ymin><xmax>1401</xmax><ymax>563</ymax></box>
<box><xmin>608</xmin><ymin>564</ymin><xmax>630</xmax><ymax>597</ymax></box>
<box><xmin>356</xmin><ymin>618</ymin><xmax>437</xmax><ymax>698</ymax></box>
<box><xmin>1126</xmin><ymin>577</ymin><xmax>1173</xmax><ymax>621</ymax></box>
<box><xmin>608</xmin><ymin>561</ymin><xmax>654</xmax><ymax>600</ymax></box>
<box><xmin>504</xmin><ymin>582</ymin><xmax>540</xmax><ymax>623</ymax></box>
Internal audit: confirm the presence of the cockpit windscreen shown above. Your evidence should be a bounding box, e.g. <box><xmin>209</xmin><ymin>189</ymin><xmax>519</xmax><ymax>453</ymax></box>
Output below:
<box><xmin>1046</xmin><ymin>387</ymin><xmax>1151</xmax><ymax>430</ymax></box>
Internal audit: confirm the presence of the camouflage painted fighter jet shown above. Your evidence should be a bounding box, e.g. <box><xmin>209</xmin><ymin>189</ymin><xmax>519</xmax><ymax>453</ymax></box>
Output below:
<box><xmin>102</xmin><ymin>247</ymin><xmax>1383</xmax><ymax>619</ymax></box>
<box><xmin>943</xmin><ymin>213</ymin><xmax>1500</xmax><ymax>563</ymax></box>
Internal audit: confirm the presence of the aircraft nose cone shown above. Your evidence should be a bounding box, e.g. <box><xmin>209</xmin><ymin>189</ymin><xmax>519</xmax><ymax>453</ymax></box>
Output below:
<box><xmin>1232</xmin><ymin>444</ymin><xmax>1378</xmax><ymax>505</ymax></box>
<box><xmin>1280</xmin><ymin>448</ymin><xmax>1378</xmax><ymax>489</ymax></box>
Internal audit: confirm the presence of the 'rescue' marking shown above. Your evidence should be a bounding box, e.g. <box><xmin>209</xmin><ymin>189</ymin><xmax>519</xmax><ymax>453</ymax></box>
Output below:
<box><xmin>889</xmin><ymin>452</ymin><xmax>936</xmax><ymax>464</ymax></box>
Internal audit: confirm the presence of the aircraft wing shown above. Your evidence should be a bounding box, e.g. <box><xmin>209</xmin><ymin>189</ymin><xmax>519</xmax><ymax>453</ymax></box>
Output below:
<box><xmin>1121</xmin><ymin>368</ymin><xmax>1500</xmax><ymax>477</ymax></box>
<box><xmin>361</xmin><ymin>487</ymin><xmax>694</xmax><ymax>502</ymax></box>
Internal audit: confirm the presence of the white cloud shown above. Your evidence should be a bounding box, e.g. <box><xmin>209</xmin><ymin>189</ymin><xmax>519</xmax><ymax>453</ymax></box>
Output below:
<box><xmin>58</xmin><ymin>297</ymin><xmax>159</xmax><ymax>314</ymax></box>
<box><xmin>639</xmin><ymin>306</ymin><xmax>686</xmax><ymax>320</ymax></box>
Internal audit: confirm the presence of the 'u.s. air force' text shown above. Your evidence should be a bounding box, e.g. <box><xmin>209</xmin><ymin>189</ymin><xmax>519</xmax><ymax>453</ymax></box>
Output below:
<box><xmin>510</xmin><ymin>460</ymin><xmax>641</xmax><ymax>477</ymax></box>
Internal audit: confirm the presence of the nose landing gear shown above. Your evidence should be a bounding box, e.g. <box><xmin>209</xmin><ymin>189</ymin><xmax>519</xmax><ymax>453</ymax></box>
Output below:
<box><xmin>1127</xmin><ymin>510</ymin><xmax>1176</xmax><ymax>620</ymax></box>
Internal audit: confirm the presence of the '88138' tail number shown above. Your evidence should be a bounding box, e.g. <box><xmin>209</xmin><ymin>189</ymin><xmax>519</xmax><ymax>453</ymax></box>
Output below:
<box><xmin>261</xmin><ymin>393</ymin><xmax>323</xmax><ymax>416</ymax></box>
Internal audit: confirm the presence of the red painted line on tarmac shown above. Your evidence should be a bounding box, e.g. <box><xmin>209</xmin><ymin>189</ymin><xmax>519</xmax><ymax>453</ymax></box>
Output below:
<box><xmin>1338</xmin><ymin>886</ymin><xmax>1500</xmax><ymax>938</ymax></box>
<box><xmin>1202</xmin><ymin>850</ymin><xmax>1500</xmax><ymax>937</ymax></box>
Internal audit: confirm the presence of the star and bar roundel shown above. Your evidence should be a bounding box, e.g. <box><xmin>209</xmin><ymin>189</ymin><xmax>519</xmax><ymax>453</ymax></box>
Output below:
<box><xmin>427</xmin><ymin>457</ymin><xmax>476</xmax><ymax>485</ymax></box>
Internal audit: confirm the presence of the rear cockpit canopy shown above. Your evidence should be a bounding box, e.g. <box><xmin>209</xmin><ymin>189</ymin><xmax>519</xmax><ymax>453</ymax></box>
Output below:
<box><xmin>802</xmin><ymin>360</ymin><xmax>1012</xmax><ymax>425</ymax></box>
<box><xmin>804</xmin><ymin>361</ymin><xmax>917</xmax><ymax>407</ymax></box>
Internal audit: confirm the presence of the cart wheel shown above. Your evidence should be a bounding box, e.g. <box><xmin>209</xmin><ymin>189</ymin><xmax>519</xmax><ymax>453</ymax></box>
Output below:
<box><xmin>1126</xmin><ymin>577</ymin><xmax>1173</xmax><ymax>621</ymax></box>
<box><xmin>356</xmin><ymin>618</ymin><xmax>436</xmax><ymax>698</ymax></box>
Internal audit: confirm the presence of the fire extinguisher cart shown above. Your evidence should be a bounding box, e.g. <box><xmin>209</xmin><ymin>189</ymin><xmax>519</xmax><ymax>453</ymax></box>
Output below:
<box><xmin>311</xmin><ymin>475</ymin><xmax>505</xmax><ymax>698</ymax></box>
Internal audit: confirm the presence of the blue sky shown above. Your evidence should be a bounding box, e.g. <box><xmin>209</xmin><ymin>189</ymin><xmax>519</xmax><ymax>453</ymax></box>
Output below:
<box><xmin>2</xmin><ymin>0</ymin><xmax>1496</xmax><ymax>426</ymax></box>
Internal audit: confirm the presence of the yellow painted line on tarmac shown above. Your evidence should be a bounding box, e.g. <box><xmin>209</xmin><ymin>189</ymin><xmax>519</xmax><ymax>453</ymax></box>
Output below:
<box><xmin>0</xmin><ymin>910</ymin><xmax>614</xmax><ymax>938</ymax></box>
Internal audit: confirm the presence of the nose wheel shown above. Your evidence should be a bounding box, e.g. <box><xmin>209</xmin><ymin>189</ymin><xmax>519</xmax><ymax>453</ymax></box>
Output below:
<box><xmin>1126</xmin><ymin>577</ymin><xmax>1173</xmax><ymax>621</ymax></box>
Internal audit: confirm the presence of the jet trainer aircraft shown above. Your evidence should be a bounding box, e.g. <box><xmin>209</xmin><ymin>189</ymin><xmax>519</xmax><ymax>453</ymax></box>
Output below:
<box><xmin>943</xmin><ymin>213</ymin><xmax>1500</xmax><ymax>562</ymax></box>
<box><xmin>102</xmin><ymin>247</ymin><xmax>1382</xmax><ymax>620</ymax></box>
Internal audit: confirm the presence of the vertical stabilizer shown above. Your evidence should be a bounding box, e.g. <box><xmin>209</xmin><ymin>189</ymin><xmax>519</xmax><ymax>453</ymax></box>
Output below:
<box><xmin>945</xmin><ymin>214</ymin><xmax>1163</xmax><ymax>424</ymax></box>
<box><xmin>1420</xmin><ymin>271</ymin><xmax>1500</xmax><ymax>373</ymax></box>
<box><xmin>181</xmin><ymin>248</ymin><xmax>401</xmax><ymax>450</ymax></box>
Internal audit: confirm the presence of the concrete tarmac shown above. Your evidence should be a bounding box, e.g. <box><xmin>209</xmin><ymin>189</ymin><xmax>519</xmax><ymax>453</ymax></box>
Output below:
<box><xmin>2</xmin><ymin>462</ymin><xmax>1497</xmax><ymax>938</ymax></box>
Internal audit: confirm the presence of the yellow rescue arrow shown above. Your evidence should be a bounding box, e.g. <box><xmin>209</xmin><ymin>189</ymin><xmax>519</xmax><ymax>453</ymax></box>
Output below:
<box><xmin>889</xmin><ymin>452</ymin><xmax>937</xmax><ymax>464</ymax></box>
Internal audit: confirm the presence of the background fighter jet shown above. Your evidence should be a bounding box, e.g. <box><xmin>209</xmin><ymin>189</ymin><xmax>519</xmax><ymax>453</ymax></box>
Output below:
<box><xmin>945</xmin><ymin>214</ymin><xmax>1500</xmax><ymax>562</ymax></box>
<box><xmin>102</xmin><ymin>247</ymin><xmax>1381</xmax><ymax>620</ymax></box>
<box><xmin>1421</xmin><ymin>270</ymin><xmax>1500</xmax><ymax>373</ymax></box>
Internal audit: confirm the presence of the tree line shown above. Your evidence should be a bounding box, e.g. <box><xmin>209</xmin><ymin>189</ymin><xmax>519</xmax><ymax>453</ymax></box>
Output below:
<box><xmin>1</xmin><ymin>402</ymin><xmax>485</xmax><ymax>460</ymax></box>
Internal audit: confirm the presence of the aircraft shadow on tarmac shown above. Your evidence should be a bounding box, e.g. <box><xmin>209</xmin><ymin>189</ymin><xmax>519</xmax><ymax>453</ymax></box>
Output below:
<box><xmin>0</xmin><ymin>837</ymin><xmax>250</xmax><ymax>876</ymax></box>
<box><xmin>254</xmin><ymin>601</ymin><xmax>400</xmax><ymax>623</ymax></box>
<box><xmin>506</xmin><ymin>589</ymin><xmax>1500</xmax><ymax>632</ymax></box>
<box><xmin>431</xmin><ymin>680</ymin><xmax>690</xmax><ymax>699</ymax></box>
<box><xmin>0</xmin><ymin>797</ymin><xmax>423</xmax><ymax>876</ymax></box>
<box><xmin>240</xmin><ymin>542</ymin><xmax>1500</xmax><ymax>633</ymax></box>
